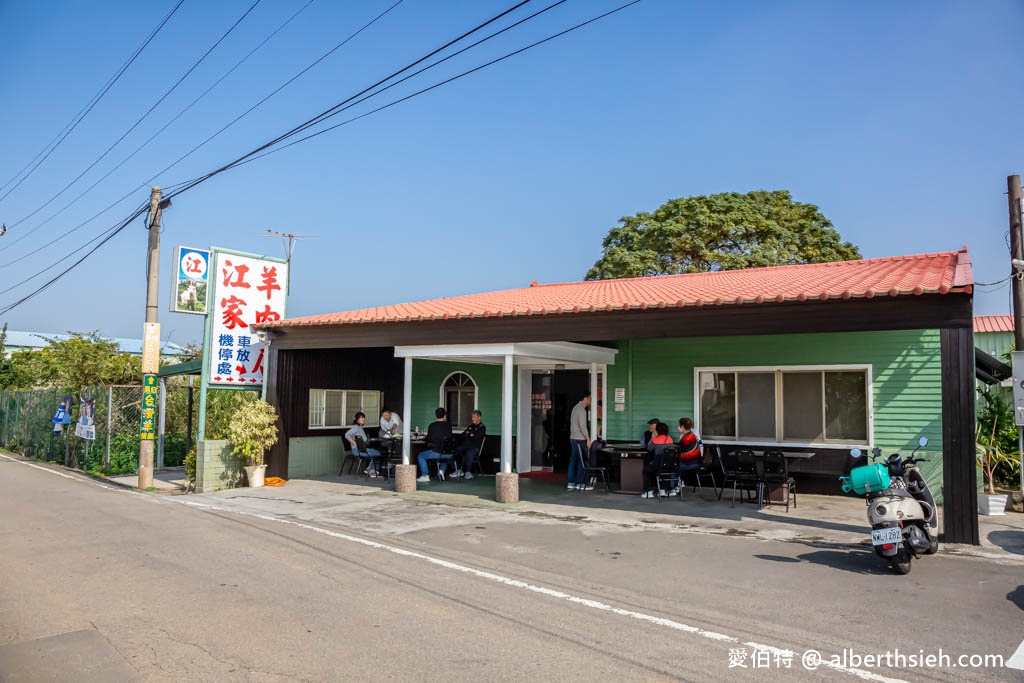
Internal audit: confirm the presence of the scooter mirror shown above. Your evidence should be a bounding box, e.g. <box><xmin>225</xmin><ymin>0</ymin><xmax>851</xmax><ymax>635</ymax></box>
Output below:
<box><xmin>918</xmin><ymin>436</ymin><xmax>928</xmax><ymax>447</ymax></box>
<box><xmin>850</xmin><ymin>448</ymin><xmax>861</xmax><ymax>457</ymax></box>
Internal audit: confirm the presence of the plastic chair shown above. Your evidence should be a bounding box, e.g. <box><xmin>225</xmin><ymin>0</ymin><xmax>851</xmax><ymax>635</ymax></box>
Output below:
<box><xmin>679</xmin><ymin>442</ymin><xmax>717</xmax><ymax>500</ymax></box>
<box><xmin>429</xmin><ymin>436</ymin><xmax>458</xmax><ymax>480</ymax></box>
<box><xmin>354</xmin><ymin>436</ymin><xmax>383</xmax><ymax>480</ymax></box>
<box><xmin>581</xmin><ymin>439</ymin><xmax>610</xmax><ymax>492</ymax></box>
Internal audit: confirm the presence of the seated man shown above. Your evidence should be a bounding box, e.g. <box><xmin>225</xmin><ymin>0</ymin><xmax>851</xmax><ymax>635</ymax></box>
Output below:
<box><xmin>416</xmin><ymin>408</ymin><xmax>454</xmax><ymax>483</ymax></box>
<box><xmin>450</xmin><ymin>410</ymin><xmax>486</xmax><ymax>479</ymax></box>
<box><xmin>379</xmin><ymin>408</ymin><xmax>403</xmax><ymax>439</ymax></box>
<box><xmin>643</xmin><ymin>422</ymin><xmax>675</xmax><ymax>498</ymax></box>
<box><xmin>640</xmin><ymin>418</ymin><xmax>660</xmax><ymax>447</ymax></box>
<box><xmin>345</xmin><ymin>411</ymin><xmax>382</xmax><ymax>476</ymax></box>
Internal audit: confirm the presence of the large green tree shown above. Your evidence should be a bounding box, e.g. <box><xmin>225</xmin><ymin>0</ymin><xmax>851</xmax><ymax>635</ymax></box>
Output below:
<box><xmin>585</xmin><ymin>190</ymin><xmax>861</xmax><ymax>280</ymax></box>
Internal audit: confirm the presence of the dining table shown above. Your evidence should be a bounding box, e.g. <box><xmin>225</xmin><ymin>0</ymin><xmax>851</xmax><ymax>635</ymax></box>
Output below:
<box><xmin>598</xmin><ymin>444</ymin><xmax>649</xmax><ymax>494</ymax></box>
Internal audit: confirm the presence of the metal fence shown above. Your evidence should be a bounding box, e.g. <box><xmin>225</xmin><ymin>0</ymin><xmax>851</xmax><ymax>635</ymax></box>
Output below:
<box><xmin>0</xmin><ymin>383</ymin><xmax>199</xmax><ymax>474</ymax></box>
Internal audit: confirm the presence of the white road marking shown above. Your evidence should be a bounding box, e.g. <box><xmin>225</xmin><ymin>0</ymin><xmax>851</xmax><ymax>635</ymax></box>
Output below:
<box><xmin>1008</xmin><ymin>638</ymin><xmax>1024</xmax><ymax>670</ymax></box>
<box><xmin>0</xmin><ymin>452</ymin><xmax>162</xmax><ymax>501</ymax></box>
<box><xmin>175</xmin><ymin>496</ymin><xmax>905</xmax><ymax>682</ymax></box>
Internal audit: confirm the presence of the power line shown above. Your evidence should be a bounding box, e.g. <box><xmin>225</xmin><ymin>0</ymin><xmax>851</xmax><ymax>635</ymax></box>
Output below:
<box><xmin>0</xmin><ymin>0</ymin><xmax>316</xmax><ymax>255</ymax></box>
<box><xmin>0</xmin><ymin>1</ymin><xmax>642</xmax><ymax>315</ymax></box>
<box><xmin>0</xmin><ymin>0</ymin><xmax>186</xmax><ymax>205</ymax></box>
<box><xmin>4</xmin><ymin>0</ymin><xmax>263</xmax><ymax>231</ymax></box>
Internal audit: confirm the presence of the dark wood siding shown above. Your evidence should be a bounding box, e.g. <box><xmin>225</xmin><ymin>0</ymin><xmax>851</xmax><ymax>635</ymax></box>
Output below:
<box><xmin>264</xmin><ymin>347</ymin><xmax>402</xmax><ymax>478</ymax></box>
<box><xmin>267</xmin><ymin>294</ymin><xmax>973</xmax><ymax>350</ymax></box>
<box><xmin>941</xmin><ymin>326</ymin><xmax>979</xmax><ymax>544</ymax></box>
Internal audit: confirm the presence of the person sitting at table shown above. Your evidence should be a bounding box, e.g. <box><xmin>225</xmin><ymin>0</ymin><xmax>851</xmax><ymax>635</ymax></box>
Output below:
<box><xmin>416</xmin><ymin>407</ymin><xmax>454</xmax><ymax>483</ymax></box>
<box><xmin>379</xmin><ymin>408</ymin><xmax>403</xmax><ymax>439</ymax></box>
<box><xmin>345</xmin><ymin>412</ymin><xmax>382</xmax><ymax>477</ymax></box>
<box><xmin>643</xmin><ymin>422</ymin><xmax>675</xmax><ymax>498</ymax></box>
<box><xmin>640</xmin><ymin>418</ymin><xmax>660</xmax><ymax>448</ymax></box>
<box><xmin>450</xmin><ymin>409</ymin><xmax>486</xmax><ymax>479</ymax></box>
<box><xmin>671</xmin><ymin>417</ymin><xmax>702</xmax><ymax>495</ymax></box>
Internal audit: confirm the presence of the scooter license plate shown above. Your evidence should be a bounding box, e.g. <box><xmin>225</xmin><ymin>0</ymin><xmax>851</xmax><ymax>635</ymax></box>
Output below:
<box><xmin>871</xmin><ymin>527</ymin><xmax>902</xmax><ymax>545</ymax></box>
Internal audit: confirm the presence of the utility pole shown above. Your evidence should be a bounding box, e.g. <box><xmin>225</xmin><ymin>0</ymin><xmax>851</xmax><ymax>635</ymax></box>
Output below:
<box><xmin>1008</xmin><ymin>175</ymin><xmax>1024</xmax><ymax>350</ymax></box>
<box><xmin>1008</xmin><ymin>175</ymin><xmax>1024</xmax><ymax>502</ymax></box>
<box><xmin>138</xmin><ymin>186</ymin><xmax>164</xmax><ymax>489</ymax></box>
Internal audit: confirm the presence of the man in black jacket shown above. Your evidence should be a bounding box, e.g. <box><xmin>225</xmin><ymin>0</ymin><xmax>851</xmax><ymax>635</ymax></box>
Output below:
<box><xmin>416</xmin><ymin>407</ymin><xmax>454</xmax><ymax>483</ymax></box>
<box><xmin>451</xmin><ymin>410</ymin><xmax>486</xmax><ymax>479</ymax></box>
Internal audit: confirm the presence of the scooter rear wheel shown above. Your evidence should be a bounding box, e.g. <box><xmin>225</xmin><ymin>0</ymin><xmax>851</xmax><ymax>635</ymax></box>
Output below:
<box><xmin>924</xmin><ymin>536</ymin><xmax>939</xmax><ymax>555</ymax></box>
<box><xmin>891</xmin><ymin>551</ymin><xmax>912</xmax><ymax>575</ymax></box>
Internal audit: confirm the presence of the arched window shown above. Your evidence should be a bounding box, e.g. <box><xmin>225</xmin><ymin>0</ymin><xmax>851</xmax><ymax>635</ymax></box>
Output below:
<box><xmin>441</xmin><ymin>372</ymin><xmax>477</xmax><ymax>428</ymax></box>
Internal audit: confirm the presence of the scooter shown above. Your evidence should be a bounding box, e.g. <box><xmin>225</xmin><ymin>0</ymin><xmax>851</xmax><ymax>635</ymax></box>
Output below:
<box><xmin>841</xmin><ymin>437</ymin><xmax>939</xmax><ymax>575</ymax></box>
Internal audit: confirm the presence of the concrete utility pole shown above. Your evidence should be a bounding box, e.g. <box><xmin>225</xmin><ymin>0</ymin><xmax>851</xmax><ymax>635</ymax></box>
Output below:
<box><xmin>138</xmin><ymin>186</ymin><xmax>163</xmax><ymax>489</ymax></box>
<box><xmin>1008</xmin><ymin>175</ymin><xmax>1024</xmax><ymax>501</ymax></box>
<box><xmin>1008</xmin><ymin>175</ymin><xmax>1024</xmax><ymax>350</ymax></box>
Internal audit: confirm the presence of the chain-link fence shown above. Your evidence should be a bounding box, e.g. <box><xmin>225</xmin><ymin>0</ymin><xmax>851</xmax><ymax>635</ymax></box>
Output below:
<box><xmin>0</xmin><ymin>381</ymin><xmax>258</xmax><ymax>474</ymax></box>
<box><xmin>0</xmin><ymin>382</ymin><xmax>198</xmax><ymax>474</ymax></box>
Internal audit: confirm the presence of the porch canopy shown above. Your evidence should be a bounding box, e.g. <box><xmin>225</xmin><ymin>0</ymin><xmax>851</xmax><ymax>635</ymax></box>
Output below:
<box><xmin>393</xmin><ymin>342</ymin><xmax>618</xmax><ymax>472</ymax></box>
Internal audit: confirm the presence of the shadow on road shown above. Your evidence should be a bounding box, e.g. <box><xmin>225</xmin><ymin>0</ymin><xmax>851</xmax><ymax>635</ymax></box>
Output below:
<box><xmin>755</xmin><ymin>550</ymin><xmax>890</xmax><ymax>575</ymax></box>
<box><xmin>1007</xmin><ymin>586</ymin><xmax>1024</xmax><ymax>612</ymax></box>
<box><xmin>987</xmin><ymin>529</ymin><xmax>1024</xmax><ymax>555</ymax></box>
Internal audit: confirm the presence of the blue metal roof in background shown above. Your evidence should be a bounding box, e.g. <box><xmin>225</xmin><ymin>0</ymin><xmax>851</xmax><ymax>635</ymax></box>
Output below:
<box><xmin>2</xmin><ymin>330</ymin><xmax>187</xmax><ymax>356</ymax></box>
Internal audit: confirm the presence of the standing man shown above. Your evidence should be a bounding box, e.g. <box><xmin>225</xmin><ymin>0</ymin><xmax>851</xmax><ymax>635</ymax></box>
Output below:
<box><xmin>451</xmin><ymin>409</ymin><xmax>486</xmax><ymax>479</ymax></box>
<box><xmin>568</xmin><ymin>392</ymin><xmax>592</xmax><ymax>491</ymax></box>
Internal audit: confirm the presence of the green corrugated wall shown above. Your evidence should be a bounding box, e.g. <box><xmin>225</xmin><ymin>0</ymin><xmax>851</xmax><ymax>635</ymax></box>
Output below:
<box><xmin>605</xmin><ymin>329</ymin><xmax>944</xmax><ymax>497</ymax></box>
<box><xmin>409</xmin><ymin>360</ymin><xmax>515</xmax><ymax>434</ymax></box>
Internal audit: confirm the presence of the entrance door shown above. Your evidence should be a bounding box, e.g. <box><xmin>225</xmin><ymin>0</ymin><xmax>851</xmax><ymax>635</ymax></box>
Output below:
<box><xmin>530</xmin><ymin>369</ymin><xmax>589</xmax><ymax>472</ymax></box>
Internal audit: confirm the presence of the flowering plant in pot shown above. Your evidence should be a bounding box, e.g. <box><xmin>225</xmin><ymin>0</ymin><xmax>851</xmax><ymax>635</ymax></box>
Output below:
<box><xmin>226</xmin><ymin>399</ymin><xmax>279</xmax><ymax>488</ymax></box>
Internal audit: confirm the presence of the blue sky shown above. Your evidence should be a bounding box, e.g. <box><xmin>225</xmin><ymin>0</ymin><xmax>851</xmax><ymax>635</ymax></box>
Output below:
<box><xmin>0</xmin><ymin>0</ymin><xmax>1021</xmax><ymax>345</ymax></box>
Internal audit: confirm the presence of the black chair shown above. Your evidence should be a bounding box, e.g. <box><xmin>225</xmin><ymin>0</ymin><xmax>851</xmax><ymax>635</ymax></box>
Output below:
<box><xmin>580</xmin><ymin>439</ymin><xmax>610</xmax><ymax>492</ymax></box>
<box><xmin>735</xmin><ymin>449</ymin><xmax>764</xmax><ymax>507</ymax></box>
<box><xmin>429</xmin><ymin>435</ymin><xmax>458</xmax><ymax>480</ymax></box>
<box><xmin>655</xmin><ymin>445</ymin><xmax>680</xmax><ymax>501</ymax></box>
<box><xmin>339</xmin><ymin>439</ymin><xmax>358</xmax><ymax>476</ymax></box>
<box><xmin>762</xmin><ymin>449</ymin><xmax>796</xmax><ymax>511</ymax></box>
<box><xmin>679</xmin><ymin>442</ymin><xmax>717</xmax><ymax>500</ymax></box>
<box><xmin>469</xmin><ymin>435</ymin><xmax>487</xmax><ymax>476</ymax></box>
<box><xmin>354</xmin><ymin>436</ymin><xmax>383</xmax><ymax>480</ymax></box>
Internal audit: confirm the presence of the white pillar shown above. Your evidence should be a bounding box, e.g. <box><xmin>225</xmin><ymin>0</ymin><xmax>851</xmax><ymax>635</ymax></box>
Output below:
<box><xmin>601</xmin><ymin>364</ymin><xmax>608</xmax><ymax>440</ymax></box>
<box><xmin>501</xmin><ymin>354</ymin><xmax>514</xmax><ymax>473</ymax></box>
<box><xmin>516</xmin><ymin>366</ymin><xmax>531</xmax><ymax>473</ymax></box>
<box><xmin>402</xmin><ymin>357</ymin><xmax>413</xmax><ymax>465</ymax></box>
<box><xmin>589</xmin><ymin>362</ymin><xmax>598</xmax><ymax>441</ymax></box>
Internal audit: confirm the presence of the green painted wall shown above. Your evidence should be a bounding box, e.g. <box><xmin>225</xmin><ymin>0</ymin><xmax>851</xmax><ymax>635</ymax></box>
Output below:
<box><xmin>605</xmin><ymin>329</ymin><xmax>944</xmax><ymax>498</ymax></box>
<box><xmin>409</xmin><ymin>360</ymin><xmax>516</xmax><ymax>434</ymax></box>
<box><xmin>975</xmin><ymin>331</ymin><xmax>1013</xmax><ymax>360</ymax></box>
<box><xmin>288</xmin><ymin>436</ymin><xmax>343</xmax><ymax>479</ymax></box>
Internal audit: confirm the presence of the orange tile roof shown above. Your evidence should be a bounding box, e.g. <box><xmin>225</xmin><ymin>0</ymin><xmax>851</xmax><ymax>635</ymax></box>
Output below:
<box><xmin>975</xmin><ymin>314</ymin><xmax>1014</xmax><ymax>333</ymax></box>
<box><xmin>263</xmin><ymin>249</ymin><xmax>973</xmax><ymax>329</ymax></box>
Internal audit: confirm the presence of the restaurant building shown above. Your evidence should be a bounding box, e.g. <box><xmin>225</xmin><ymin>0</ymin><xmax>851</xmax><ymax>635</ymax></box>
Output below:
<box><xmin>255</xmin><ymin>248</ymin><xmax>979</xmax><ymax>544</ymax></box>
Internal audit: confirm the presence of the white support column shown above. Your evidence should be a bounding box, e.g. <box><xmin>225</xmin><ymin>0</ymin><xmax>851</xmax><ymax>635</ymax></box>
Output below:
<box><xmin>501</xmin><ymin>354</ymin><xmax>514</xmax><ymax>473</ymax></box>
<box><xmin>402</xmin><ymin>357</ymin><xmax>413</xmax><ymax>465</ymax></box>
<box><xmin>516</xmin><ymin>366</ymin><xmax>531</xmax><ymax>473</ymax></box>
<box><xmin>600</xmin><ymin>364</ymin><xmax>608</xmax><ymax>440</ymax></box>
<box><xmin>589</xmin><ymin>362</ymin><xmax>598</xmax><ymax>441</ymax></box>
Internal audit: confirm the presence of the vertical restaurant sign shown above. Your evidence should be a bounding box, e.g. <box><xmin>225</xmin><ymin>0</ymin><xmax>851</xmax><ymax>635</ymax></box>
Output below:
<box><xmin>207</xmin><ymin>250</ymin><xmax>288</xmax><ymax>386</ymax></box>
<box><xmin>140</xmin><ymin>375</ymin><xmax>158</xmax><ymax>440</ymax></box>
<box><xmin>142</xmin><ymin>322</ymin><xmax>160</xmax><ymax>374</ymax></box>
<box><xmin>170</xmin><ymin>246</ymin><xmax>210</xmax><ymax>315</ymax></box>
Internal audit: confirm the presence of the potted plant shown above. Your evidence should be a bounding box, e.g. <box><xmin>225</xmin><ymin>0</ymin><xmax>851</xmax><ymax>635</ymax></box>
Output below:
<box><xmin>226</xmin><ymin>399</ymin><xmax>279</xmax><ymax>488</ymax></box>
<box><xmin>976</xmin><ymin>413</ymin><xmax>1014</xmax><ymax>516</ymax></box>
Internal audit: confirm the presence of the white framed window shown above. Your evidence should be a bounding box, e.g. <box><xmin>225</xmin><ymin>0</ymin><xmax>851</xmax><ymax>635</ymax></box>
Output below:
<box><xmin>308</xmin><ymin>389</ymin><xmax>382</xmax><ymax>429</ymax></box>
<box><xmin>439</xmin><ymin>372</ymin><xmax>477</xmax><ymax>429</ymax></box>
<box><xmin>695</xmin><ymin>365</ymin><xmax>872</xmax><ymax>447</ymax></box>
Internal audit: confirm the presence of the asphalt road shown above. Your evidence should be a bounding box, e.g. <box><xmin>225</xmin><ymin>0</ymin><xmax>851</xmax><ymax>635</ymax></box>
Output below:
<box><xmin>0</xmin><ymin>454</ymin><xmax>1021</xmax><ymax>682</ymax></box>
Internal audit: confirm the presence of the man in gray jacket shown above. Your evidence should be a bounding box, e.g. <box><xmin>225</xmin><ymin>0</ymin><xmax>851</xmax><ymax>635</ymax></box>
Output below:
<box><xmin>568</xmin><ymin>392</ymin><xmax>592</xmax><ymax>490</ymax></box>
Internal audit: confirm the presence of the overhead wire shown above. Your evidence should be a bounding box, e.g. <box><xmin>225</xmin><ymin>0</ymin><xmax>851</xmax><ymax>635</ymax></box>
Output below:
<box><xmin>0</xmin><ymin>0</ymin><xmax>317</xmax><ymax>255</ymax></box>
<box><xmin>0</xmin><ymin>0</ymin><xmax>642</xmax><ymax>315</ymax></box>
<box><xmin>4</xmin><ymin>0</ymin><xmax>264</xmax><ymax>231</ymax></box>
<box><xmin>0</xmin><ymin>0</ymin><xmax>186</xmax><ymax>205</ymax></box>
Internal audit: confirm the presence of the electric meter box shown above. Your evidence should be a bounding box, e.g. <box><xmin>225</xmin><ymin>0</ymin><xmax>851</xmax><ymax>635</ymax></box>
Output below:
<box><xmin>1012</xmin><ymin>351</ymin><xmax>1024</xmax><ymax>426</ymax></box>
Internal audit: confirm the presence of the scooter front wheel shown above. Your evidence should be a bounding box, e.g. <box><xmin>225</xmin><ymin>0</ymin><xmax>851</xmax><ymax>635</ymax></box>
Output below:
<box><xmin>891</xmin><ymin>551</ymin><xmax>912</xmax><ymax>575</ymax></box>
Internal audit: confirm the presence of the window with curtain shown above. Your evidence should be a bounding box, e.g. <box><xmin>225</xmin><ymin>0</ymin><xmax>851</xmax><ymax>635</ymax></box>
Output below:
<box><xmin>697</xmin><ymin>367</ymin><xmax>869</xmax><ymax>445</ymax></box>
